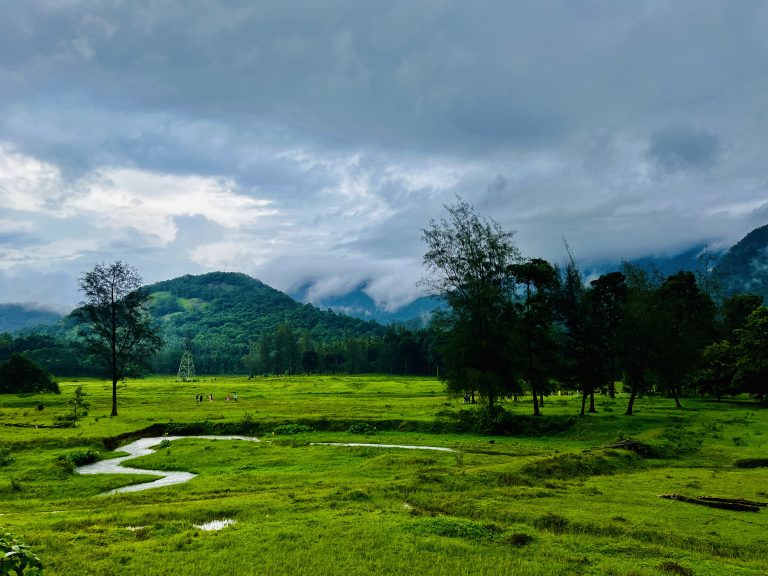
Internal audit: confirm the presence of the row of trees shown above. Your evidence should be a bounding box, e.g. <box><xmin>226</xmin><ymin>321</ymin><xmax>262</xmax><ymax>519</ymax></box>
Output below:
<box><xmin>422</xmin><ymin>199</ymin><xmax>767</xmax><ymax>416</ymax></box>
<box><xmin>241</xmin><ymin>324</ymin><xmax>437</xmax><ymax>376</ymax></box>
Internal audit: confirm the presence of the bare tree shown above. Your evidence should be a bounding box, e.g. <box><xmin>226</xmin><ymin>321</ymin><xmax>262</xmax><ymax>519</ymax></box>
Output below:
<box><xmin>74</xmin><ymin>261</ymin><xmax>162</xmax><ymax>416</ymax></box>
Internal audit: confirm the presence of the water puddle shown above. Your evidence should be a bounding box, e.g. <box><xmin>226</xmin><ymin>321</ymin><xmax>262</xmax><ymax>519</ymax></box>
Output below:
<box><xmin>195</xmin><ymin>519</ymin><xmax>236</xmax><ymax>531</ymax></box>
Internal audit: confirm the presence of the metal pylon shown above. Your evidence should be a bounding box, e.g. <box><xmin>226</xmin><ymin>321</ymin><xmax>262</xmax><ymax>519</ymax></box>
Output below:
<box><xmin>176</xmin><ymin>350</ymin><xmax>195</xmax><ymax>382</ymax></box>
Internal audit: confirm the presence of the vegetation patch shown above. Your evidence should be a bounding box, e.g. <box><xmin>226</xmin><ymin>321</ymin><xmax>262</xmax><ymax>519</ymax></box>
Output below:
<box><xmin>533</xmin><ymin>512</ymin><xmax>569</xmax><ymax>533</ymax></box>
<box><xmin>273</xmin><ymin>424</ymin><xmax>312</xmax><ymax>435</ymax></box>
<box><xmin>55</xmin><ymin>448</ymin><xmax>101</xmax><ymax>471</ymax></box>
<box><xmin>453</xmin><ymin>407</ymin><xmax>576</xmax><ymax>435</ymax></box>
<box><xmin>0</xmin><ymin>531</ymin><xmax>44</xmax><ymax>575</ymax></box>
<box><xmin>659</xmin><ymin>560</ymin><xmax>694</xmax><ymax>576</ymax></box>
<box><xmin>411</xmin><ymin>517</ymin><xmax>503</xmax><ymax>543</ymax></box>
<box><xmin>347</xmin><ymin>422</ymin><xmax>377</xmax><ymax>434</ymax></box>
<box><xmin>521</xmin><ymin>450</ymin><xmax>639</xmax><ymax>480</ymax></box>
<box><xmin>734</xmin><ymin>458</ymin><xmax>768</xmax><ymax>468</ymax></box>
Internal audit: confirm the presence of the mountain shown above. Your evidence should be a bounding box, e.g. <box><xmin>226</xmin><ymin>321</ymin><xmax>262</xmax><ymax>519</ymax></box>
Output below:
<box><xmin>143</xmin><ymin>272</ymin><xmax>385</xmax><ymax>372</ymax></box>
<box><xmin>290</xmin><ymin>282</ymin><xmax>446</xmax><ymax>326</ymax></box>
<box><xmin>713</xmin><ymin>224</ymin><xmax>768</xmax><ymax>302</ymax></box>
<box><xmin>0</xmin><ymin>304</ymin><xmax>63</xmax><ymax>334</ymax></box>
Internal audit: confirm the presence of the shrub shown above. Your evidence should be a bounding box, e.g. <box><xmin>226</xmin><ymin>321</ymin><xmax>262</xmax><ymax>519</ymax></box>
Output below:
<box><xmin>0</xmin><ymin>354</ymin><xmax>58</xmax><ymax>394</ymax></box>
<box><xmin>273</xmin><ymin>424</ymin><xmax>311</xmax><ymax>435</ymax></box>
<box><xmin>0</xmin><ymin>531</ymin><xmax>44</xmax><ymax>575</ymax></box>
<box><xmin>414</xmin><ymin>517</ymin><xmax>502</xmax><ymax>542</ymax></box>
<box><xmin>56</xmin><ymin>449</ymin><xmax>100</xmax><ymax>472</ymax></box>
<box><xmin>347</xmin><ymin>422</ymin><xmax>377</xmax><ymax>435</ymax></box>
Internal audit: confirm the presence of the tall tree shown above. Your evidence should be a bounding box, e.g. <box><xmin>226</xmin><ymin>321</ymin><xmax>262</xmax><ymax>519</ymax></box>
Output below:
<box><xmin>618</xmin><ymin>264</ymin><xmax>660</xmax><ymax>416</ymax></box>
<box><xmin>652</xmin><ymin>271</ymin><xmax>716</xmax><ymax>408</ymax></box>
<box><xmin>421</xmin><ymin>199</ymin><xmax>522</xmax><ymax>413</ymax></box>
<box><xmin>510</xmin><ymin>258</ymin><xmax>560</xmax><ymax>415</ymax></box>
<box><xmin>589</xmin><ymin>272</ymin><xmax>627</xmax><ymax>398</ymax></box>
<box><xmin>74</xmin><ymin>261</ymin><xmax>162</xmax><ymax>416</ymax></box>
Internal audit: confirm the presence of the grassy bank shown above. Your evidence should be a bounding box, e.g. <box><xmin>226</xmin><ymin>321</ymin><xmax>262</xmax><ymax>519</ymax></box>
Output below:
<box><xmin>1</xmin><ymin>375</ymin><xmax>767</xmax><ymax>575</ymax></box>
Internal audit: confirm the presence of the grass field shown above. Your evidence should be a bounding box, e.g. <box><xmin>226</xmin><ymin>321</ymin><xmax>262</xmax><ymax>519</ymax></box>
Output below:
<box><xmin>1</xmin><ymin>375</ymin><xmax>767</xmax><ymax>575</ymax></box>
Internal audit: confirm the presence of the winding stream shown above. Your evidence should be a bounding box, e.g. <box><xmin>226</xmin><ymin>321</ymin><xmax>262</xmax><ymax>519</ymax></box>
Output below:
<box><xmin>76</xmin><ymin>435</ymin><xmax>260</xmax><ymax>495</ymax></box>
<box><xmin>77</xmin><ymin>436</ymin><xmax>456</xmax><ymax>495</ymax></box>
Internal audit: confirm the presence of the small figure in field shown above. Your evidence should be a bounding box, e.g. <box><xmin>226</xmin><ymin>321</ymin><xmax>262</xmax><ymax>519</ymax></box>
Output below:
<box><xmin>226</xmin><ymin>394</ymin><xmax>231</xmax><ymax>402</ymax></box>
<box><xmin>233</xmin><ymin>392</ymin><xmax>238</xmax><ymax>402</ymax></box>
<box><xmin>209</xmin><ymin>393</ymin><xmax>213</xmax><ymax>402</ymax></box>
<box><xmin>463</xmin><ymin>392</ymin><xmax>470</xmax><ymax>404</ymax></box>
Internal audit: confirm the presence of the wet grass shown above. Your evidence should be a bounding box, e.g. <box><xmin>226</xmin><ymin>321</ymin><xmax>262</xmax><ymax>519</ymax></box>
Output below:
<box><xmin>1</xmin><ymin>376</ymin><xmax>767</xmax><ymax>575</ymax></box>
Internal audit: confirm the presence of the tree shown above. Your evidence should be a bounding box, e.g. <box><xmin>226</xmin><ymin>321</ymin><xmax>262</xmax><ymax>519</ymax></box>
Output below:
<box><xmin>0</xmin><ymin>353</ymin><xmax>58</xmax><ymax>394</ymax></box>
<box><xmin>652</xmin><ymin>271</ymin><xmax>716</xmax><ymax>408</ymax></box>
<box><xmin>69</xmin><ymin>385</ymin><xmax>90</xmax><ymax>421</ymax></box>
<box><xmin>589</xmin><ymin>272</ymin><xmax>627</xmax><ymax>398</ymax></box>
<box><xmin>421</xmin><ymin>198</ymin><xmax>522</xmax><ymax>413</ymax></box>
<box><xmin>733</xmin><ymin>306</ymin><xmax>768</xmax><ymax>402</ymax></box>
<box><xmin>74</xmin><ymin>261</ymin><xmax>162</xmax><ymax>416</ymax></box>
<box><xmin>618</xmin><ymin>264</ymin><xmax>661</xmax><ymax>416</ymax></box>
<box><xmin>509</xmin><ymin>258</ymin><xmax>560</xmax><ymax>415</ymax></box>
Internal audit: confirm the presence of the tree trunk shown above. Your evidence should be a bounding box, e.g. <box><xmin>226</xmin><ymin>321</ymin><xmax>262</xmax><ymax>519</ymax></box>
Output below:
<box><xmin>608</xmin><ymin>356</ymin><xmax>616</xmax><ymax>398</ymax></box>
<box><xmin>672</xmin><ymin>384</ymin><xmax>683</xmax><ymax>409</ymax></box>
<box><xmin>111</xmin><ymin>377</ymin><xmax>118</xmax><ymax>416</ymax></box>
<box><xmin>531</xmin><ymin>382</ymin><xmax>540</xmax><ymax>416</ymax></box>
<box><xmin>589</xmin><ymin>390</ymin><xmax>597</xmax><ymax>413</ymax></box>
<box><xmin>539</xmin><ymin>389</ymin><xmax>544</xmax><ymax>406</ymax></box>
<box><xmin>625</xmin><ymin>388</ymin><xmax>637</xmax><ymax>416</ymax></box>
<box><xmin>580</xmin><ymin>390</ymin><xmax>587</xmax><ymax>416</ymax></box>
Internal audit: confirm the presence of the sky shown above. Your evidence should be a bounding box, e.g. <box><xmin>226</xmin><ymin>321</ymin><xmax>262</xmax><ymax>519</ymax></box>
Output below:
<box><xmin>1</xmin><ymin>1</ymin><xmax>767</xmax><ymax>313</ymax></box>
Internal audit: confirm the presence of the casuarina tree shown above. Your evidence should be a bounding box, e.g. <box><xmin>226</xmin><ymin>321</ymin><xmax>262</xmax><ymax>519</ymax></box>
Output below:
<box><xmin>74</xmin><ymin>261</ymin><xmax>162</xmax><ymax>416</ymax></box>
<box><xmin>421</xmin><ymin>198</ymin><xmax>522</xmax><ymax>414</ymax></box>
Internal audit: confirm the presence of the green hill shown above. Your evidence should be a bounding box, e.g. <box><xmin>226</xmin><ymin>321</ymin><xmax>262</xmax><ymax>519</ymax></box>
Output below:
<box><xmin>144</xmin><ymin>272</ymin><xmax>384</xmax><ymax>373</ymax></box>
<box><xmin>714</xmin><ymin>224</ymin><xmax>768</xmax><ymax>301</ymax></box>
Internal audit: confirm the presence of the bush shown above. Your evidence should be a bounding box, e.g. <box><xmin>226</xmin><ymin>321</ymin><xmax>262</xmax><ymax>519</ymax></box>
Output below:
<box><xmin>272</xmin><ymin>424</ymin><xmax>311</xmax><ymax>435</ymax></box>
<box><xmin>56</xmin><ymin>449</ymin><xmax>100</xmax><ymax>472</ymax></box>
<box><xmin>0</xmin><ymin>354</ymin><xmax>58</xmax><ymax>394</ymax></box>
<box><xmin>0</xmin><ymin>531</ymin><xmax>44</xmax><ymax>575</ymax></box>
<box><xmin>347</xmin><ymin>422</ymin><xmax>377</xmax><ymax>435</ymax></box>
<box><xmin>414</xmin><ymin>517</ymin><xmax>502</xmax><ymax>543</ymax></box>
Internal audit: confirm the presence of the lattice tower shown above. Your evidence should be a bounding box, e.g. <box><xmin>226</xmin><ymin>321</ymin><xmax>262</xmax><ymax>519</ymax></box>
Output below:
<box><xmin>176</xmin><ymin>350</ymin><xmax>195</xmax><ymax>382</ymax></box>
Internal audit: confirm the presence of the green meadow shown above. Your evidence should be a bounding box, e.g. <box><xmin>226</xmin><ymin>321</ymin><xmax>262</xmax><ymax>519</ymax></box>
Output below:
<box><xmin>1</xmin><ymin>375</ymin><xmax>767</xmax><ymax>576</ymax></box>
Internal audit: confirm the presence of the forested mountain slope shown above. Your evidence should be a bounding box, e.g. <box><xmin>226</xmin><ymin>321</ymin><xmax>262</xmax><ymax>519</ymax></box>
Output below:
<box><xmin>714</xmin><ymin>223</ymin><xmax>768</xmax><ymax>301</ymax></box>
<box><xmin>144</xmin><ymin>272</ymin><xmax>384</xmax><ymax>373</ymax></box>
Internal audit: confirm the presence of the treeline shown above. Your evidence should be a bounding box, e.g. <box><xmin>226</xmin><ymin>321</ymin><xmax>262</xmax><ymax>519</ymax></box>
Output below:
<box><xmin>422</xmin><ymin>199</ymin><xmax>768</xmax><ymax>415</ymax></box>
<box><xmin>234</xmin><ymin>323</ymin><xmax>437</xmax><ymax>376</ymax></box>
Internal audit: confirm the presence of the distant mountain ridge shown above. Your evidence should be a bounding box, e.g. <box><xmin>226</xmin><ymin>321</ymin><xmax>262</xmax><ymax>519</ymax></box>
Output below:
<box><xmin>290</xmin><ymin>281</ymin><xmax>445</xmax><ymax>326</ymax></box>
<box><xmin>0</xmin><ymin>304</ymin><xmax>63</xmax><ymax>334</ymax></box>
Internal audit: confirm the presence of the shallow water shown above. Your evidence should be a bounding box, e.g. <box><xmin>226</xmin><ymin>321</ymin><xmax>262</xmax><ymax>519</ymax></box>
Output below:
<box><xmin>311</xmin><ymin>442</ymin><xmax>455</xmax><ymax>452</ymax></box>
<box><xmin>77</xmin><ymin>436</ymin><xmax>454</xmax><ymax>495</ymax></box>
<box><xmin>76</xmin><ymin>435</ymin><xmax>260</xmax><ymax>495</ymax></box>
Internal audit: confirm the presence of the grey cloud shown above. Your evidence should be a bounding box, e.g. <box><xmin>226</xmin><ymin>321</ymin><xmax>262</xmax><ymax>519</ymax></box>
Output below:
<box><xmin>1</xmin><ymin>1</ymin><xmax>768</xmax><ymax>310</ymax></box>
<box><xmin>647</xmin><ymin>125</ymin><xmax>721</xmax><ymax>173</ymax></box>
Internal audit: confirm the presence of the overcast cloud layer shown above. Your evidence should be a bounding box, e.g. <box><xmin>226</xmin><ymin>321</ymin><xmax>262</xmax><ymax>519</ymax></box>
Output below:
<box><xmin>1</xmin><ymin>1</ymin><xmax>767</xmax><ymax>312</ymax></box>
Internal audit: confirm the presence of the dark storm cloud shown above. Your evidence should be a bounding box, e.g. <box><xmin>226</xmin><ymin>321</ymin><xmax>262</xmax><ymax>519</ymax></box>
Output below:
<box><xmin>1</xmin><ymin>1</ymin><xmax>767</xmax><ymax>309</ymax></box>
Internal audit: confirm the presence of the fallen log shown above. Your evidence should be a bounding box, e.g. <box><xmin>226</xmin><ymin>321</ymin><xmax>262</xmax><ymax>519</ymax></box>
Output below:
<box><xmin>697</xmin><ymin>496</ymin><xmax>767</xmax><ymax>508</ymax></box>
<box><xmin>659</xmin><ymin>493</ymin><xmax>761</xmax><ymax>512</ymax></box>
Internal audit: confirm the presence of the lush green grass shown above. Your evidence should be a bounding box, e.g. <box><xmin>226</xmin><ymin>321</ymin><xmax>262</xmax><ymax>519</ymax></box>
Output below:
<box><xmin>1</xmin><ymin>375</ymin><xmax>767</xmax><ymax>575</ymax></box>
